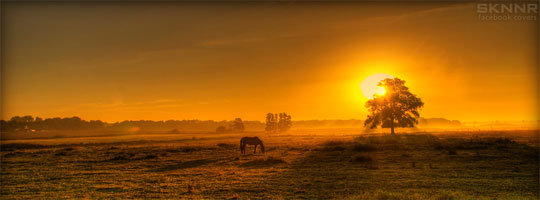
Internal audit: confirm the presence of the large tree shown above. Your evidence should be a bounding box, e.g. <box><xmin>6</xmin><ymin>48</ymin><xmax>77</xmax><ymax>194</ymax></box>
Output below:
<box><xmin>364</xmin><ymin>78</ymin><xmax>424</xmax><ymax>135</ymax></box>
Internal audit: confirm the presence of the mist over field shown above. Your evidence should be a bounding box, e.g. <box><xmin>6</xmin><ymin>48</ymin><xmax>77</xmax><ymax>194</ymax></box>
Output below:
<box><xmin>1</xmin><ymin>1</ymin><xmax>539</xmax><ymax>199</ymax></box>
<box><xmin>2</xmin><ymin>115</ymin><xmax>539</xmax><ymax>199</ymax></box>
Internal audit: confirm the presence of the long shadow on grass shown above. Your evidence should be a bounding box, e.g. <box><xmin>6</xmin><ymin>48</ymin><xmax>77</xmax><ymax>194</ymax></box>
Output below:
<box><xmin>150</xmin><ymin>159</ymin><xmax>220</xmax><ymax>172</ymax></box>
<box><xmin>254</xmin><ymin>138</ymin><xmax>384</xmax><ymax>199</ymax></box>
<box><xmin>239</xmin><ymin>156</ymin><xmax>287</xmax><ymax>169</ymax></box>
<box><xmin>243</xmin><ymin>134</ymin><xmax>539</xmax><ymax>199</ymax></box>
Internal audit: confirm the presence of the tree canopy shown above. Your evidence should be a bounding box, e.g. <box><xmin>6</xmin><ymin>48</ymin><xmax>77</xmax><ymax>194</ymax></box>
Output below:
<box><xmin>364</xmin><ymin>78</ymin><xmax>424</xmax><ymax>134</ymax></box>
<box><xmin>229</xmin><ymin>118</ymin><xmax>245</xmax><ymax>132</ymax></box>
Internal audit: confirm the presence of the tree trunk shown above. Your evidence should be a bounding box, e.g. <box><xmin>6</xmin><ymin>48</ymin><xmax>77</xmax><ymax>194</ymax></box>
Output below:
<box><xmin>390</xmin><ymin>100</ymin><xmax>396</xmax><ymax>135</ymax></box>
<box><xmin>390</xmin><ymin>115</ymin><xmax>395</xmax><ymax>135</ymax></box>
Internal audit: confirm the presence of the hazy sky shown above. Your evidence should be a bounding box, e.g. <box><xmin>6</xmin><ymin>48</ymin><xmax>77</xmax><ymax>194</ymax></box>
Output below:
<box><xmin>2</xmin><ymin>2</ymin><xmax>538</xmax><ymax>122</ymax></box>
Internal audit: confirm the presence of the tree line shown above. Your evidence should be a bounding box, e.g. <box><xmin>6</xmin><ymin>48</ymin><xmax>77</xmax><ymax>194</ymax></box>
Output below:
<box><xmin>215</xmin><ymin>118</ymin><xmax>246</xmax><ymax>133</ymax></box>
<box><xmin>1</xmin><ymin>116</ymin><xmax>106</xmax><ymax>132</ymax></box>
<box><xmin>216</xmin><ymin>113</ymin><xmax>292</xmax><ymax>133</ymax></box>
<box><xmin>0</xmin><ymin>114</ymin><xmax>293</xmax><ymax>133</ymax></box>
<box><xmin>0</xmin><ymin>116</ymin><xmax>259</xmax><ymax>133</ymax></box>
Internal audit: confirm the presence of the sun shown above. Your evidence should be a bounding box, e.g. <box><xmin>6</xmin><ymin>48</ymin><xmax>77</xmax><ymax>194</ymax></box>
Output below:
<box><xmin>360</xmin><ymin>73</ymin><xmax>394</xmax><ymax>99</ymax></box>
<box><xmin>374</xmin><ymin>86</ymin><xmax>386</xmax><ymax>96</ymax></box>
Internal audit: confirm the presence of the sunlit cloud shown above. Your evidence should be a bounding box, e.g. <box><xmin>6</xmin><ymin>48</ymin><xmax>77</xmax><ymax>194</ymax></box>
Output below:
<box><xmin>198</xmin><ymin>37</ymin><xmax>267</xmax><ymax>47</ymax></box>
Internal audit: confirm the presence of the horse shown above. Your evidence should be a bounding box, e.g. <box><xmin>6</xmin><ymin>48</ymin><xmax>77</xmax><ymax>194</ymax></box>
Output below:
<box><xmin>240</xmin><ymin>136</ymin><xmax>265</xmax><ymax>154</ymax></box>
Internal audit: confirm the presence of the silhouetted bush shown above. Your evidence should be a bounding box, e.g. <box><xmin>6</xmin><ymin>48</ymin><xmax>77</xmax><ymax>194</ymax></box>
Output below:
<box><xmin>323</xmin><ymin>140</ymin><xmax>346</xmax><ymax>146</ymax></box>
<box><xmin>352</xmin><ymin>143</ymin><xmax>377</xmax><ymax>152</ymax></box>
<box><xmin>63</xmin><ymin>147</ymin><xmax>74</xmax><ymax>151</ymax></box>
<box><xmin>351</xmin><ymin>155</ymin><xmax>373</xmax><ymax>163</ymax></box>
<box><xmin>168</xmin><ymin>129</ymin><xmax>181</xmax><ymax>134</ymax></box>
<box><xmin>1</xmin><ymin>143</ymin><xmax>48</xmax><ymax>150</ymax></box>
<box><xmin>216</xmin><ymin>126</ymin><xmax>227</xmax><ymax>133</ymax></box>
<box><xmin>111</xmin><ymin>155</ymin><xmax>129</xmax><ymax>161</ymax></box>
<box><xmin>55</xmin><ymin>151</ymin><xmax>67</xmax><ymax>156</ymax></box>
<box><xmin>143</xmin><ymin>154</ymin><xmax>158</xmax><ymax>159</ymax></box>
<box><xmin>217</xmin><ymin>143</ymin><xmax>236</xmax><ymax>148</ymax></box>
<box><xmin>321</xmin><ymin>141</ymin><xmax>347</xmax><ymax>152</ymax></box>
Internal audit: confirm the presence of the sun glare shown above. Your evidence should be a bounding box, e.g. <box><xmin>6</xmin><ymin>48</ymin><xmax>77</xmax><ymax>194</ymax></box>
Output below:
<box><xmin>360</xmin><ymin>73</ymin><xmax>393</xmax><ymax>99</ymax></box>
<box><xmin>374</xmin><ymin>86</ymin><xmax>386</xmax><ymax>96</ymax></box>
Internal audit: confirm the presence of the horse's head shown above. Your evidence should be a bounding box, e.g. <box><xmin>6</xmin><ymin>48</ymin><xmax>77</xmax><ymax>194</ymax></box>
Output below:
<box><xmin>258</xmin><ymin>138</ymin><xmax>265</xmax><ymax>154</ymax></box>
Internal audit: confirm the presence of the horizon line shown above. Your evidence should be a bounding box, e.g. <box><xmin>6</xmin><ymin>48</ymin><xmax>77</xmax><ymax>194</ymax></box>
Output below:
<box><xmin>2</xmin><ymin>114</ymin><xmax>538</xmax><ymax>124</ymax></box>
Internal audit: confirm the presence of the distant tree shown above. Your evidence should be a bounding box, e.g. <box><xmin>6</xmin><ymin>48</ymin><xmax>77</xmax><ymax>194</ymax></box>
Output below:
<box><xmin>10</xmin><ymin>115</ymin><xmax>34</xmax><ymax>123</ymax></box>
<box><xmin>265</xmin><ymin>113</ymin><xmax>292</xmax><ymax>132</ymax></box>
<box><xmin>31</xmin><ymin>117</ymin><xmax>44</xmax><ymax>131</ymax></box>
<box><xmin>278</xmin><ymin>113</ymin><xmax>292</xmax><ymax>132</ymax></box>
<box><xmin>0</xmin><ymin>120</ymin><xmax>9</xmax><ymax>132</ymax></box>
<box><xmin>87</xmin><ymin>120</ymin><xmax>105</xmax><ymax>130</ymax></box>
<box><xmin>65</xmin><ymin>116</ymin><xmax>83</xmax><ymax>130</ymax></box>
<box><xmin>216</xmin><ymin>126</ymin><xmax>227</xmax><ymax>133</ymax></box>
<box><xmin>168</xmin><ymin>128</ymin><xmax>181</xmax><ymax>134</ymax></box>
<box><xmin>230</xmin><ymin>118</ymin><xmax>245</xmax><ymax>132</ymax></box>
<box><xmin>364</xmin><ymin>78</ymin><xmax>424</xmax><ymax>135</ymax></box>
<box><xmin>23</xmin><ymin>116</ymin><xmax>34</xmax><ymax>122</ymax></box>
<box><xmin>1</xmin><ymin>115</ymin><xmax>109</xmax><ymax>132</ymax></box>
<box><xmin>265</xmin><ymin>113</ymin><xmax>278</xmax><ymax>132</ymax></box>
<box><xmin>8</xmin><ymin>115</ymin><xmax>34</xmax><ymax>131</ymax></box>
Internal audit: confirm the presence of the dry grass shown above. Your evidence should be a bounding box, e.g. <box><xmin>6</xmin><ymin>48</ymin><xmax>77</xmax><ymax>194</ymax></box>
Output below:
<box><xmin>0</xmin><ymin>129</ymin><xmax>538</xmax><ymax>199</ymax></box>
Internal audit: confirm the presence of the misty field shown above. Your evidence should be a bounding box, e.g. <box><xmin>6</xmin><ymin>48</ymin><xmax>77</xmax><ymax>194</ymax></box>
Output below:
<box><xmin>1</xmin><ymin>130</ymin><xmax>538</xmax><ymax>199</ymax></box>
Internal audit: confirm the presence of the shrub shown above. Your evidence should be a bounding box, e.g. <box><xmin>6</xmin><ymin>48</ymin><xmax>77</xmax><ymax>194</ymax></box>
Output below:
<box><xmin>352</xmin><ymin>143</ymin><xmax>377</xmax><ymax>152</ymax></box>
<box><xmin>55</xmin><ymin>151</ymin><xmax>67</xmax><ymax>156</ymax></box>
<box><xmin>168</xmin><ymin>129</ymin><xmax>181</xmax><ymax>134</ymax></box>
<box><xmin>321</xmin><ymin>140</ymin><xmax>348</xmax><ymax>152</ymax></box>
<box><xmin>1</xmin><ymin>143</ymin><xmax>47</xmax><ymax>150</ymax></box>
<box><xmin>216</xmin><ymin>126</ymin><xmax>227</xmax><ymax>133</ymax></box>
<box><xmin>322</xmin><ymin>145</ymin><xmax>346</xmax><ymax>152</ymax></box>
<box><xmin>143</xmin><ymin>154</ymin><xmax>158</xmax><ymax>159</ymax></box>
<box><xmin>217</xmin><ymin>143</ymin><xmax>236</xmax><ymax>148</ymax></box>
<box><xmin>351</xmin><ymin>155</ymin><xmax>373</xmax><ymax>163</ymax></box>
<box><xmin>63</xmin><ymin>147</ymin><xmax>74</xmax><ymax>151</ymax></box>
<box><xmin>434</xmin><ymin>143</ymin><xmax>448</xmax><ymax>150</ymax></box>
<box><xmin>322</xmin><ymin>140</ymin><xmax>345</xmax><ymax>146</ymax></box>
<box><xmin>266</xmin><ymin>156</ymin><xmax>286</xmax><ymax>164</ymax></box>
<box><xmin>111</xmin><ymin>154</ymin><xmax>129</xmax><ymax>161</ymax></box>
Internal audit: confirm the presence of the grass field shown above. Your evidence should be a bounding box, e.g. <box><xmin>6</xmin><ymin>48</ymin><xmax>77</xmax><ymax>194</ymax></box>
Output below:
<box><xmin>1</xmin><ymin>129</ymin><xmax>538</xmax><ymax>199</ymax></box>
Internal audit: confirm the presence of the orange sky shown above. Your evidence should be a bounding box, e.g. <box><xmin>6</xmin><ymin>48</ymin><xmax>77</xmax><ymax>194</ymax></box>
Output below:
<box><xmin>1</xmin><ymin>2</ymin><xmax>538</xmax><ymax>122</ymax></box>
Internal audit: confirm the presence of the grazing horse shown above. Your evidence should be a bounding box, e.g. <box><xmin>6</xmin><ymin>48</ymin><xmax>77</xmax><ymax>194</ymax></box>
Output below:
<box><xmin>240</xmin><ymin>137</ymin><xmax>265</xmax><ymax>154</ymax></box>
